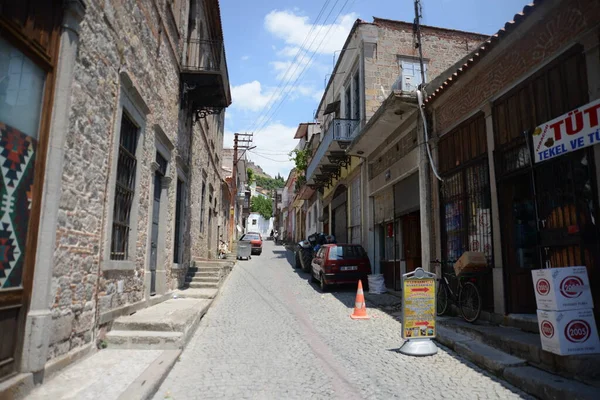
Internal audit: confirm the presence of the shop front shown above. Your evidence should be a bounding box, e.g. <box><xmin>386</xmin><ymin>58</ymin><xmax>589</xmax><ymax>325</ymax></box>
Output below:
<box><xmin>438</xmin><ymin>113</ymin><xmax>495</xmax><ymax>311</ymax></box>
<box><xmin>493</xmin><ymin>47</ymin><xmax>600</xmax><ymax>314</ymax></box>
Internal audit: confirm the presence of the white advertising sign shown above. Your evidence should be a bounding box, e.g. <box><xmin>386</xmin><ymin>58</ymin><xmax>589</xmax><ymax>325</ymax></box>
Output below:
<box><xmin>531</xmin><ymin>266</ymin><xmax>593</xmax><ymax>311</ymax></box>
<box><xmin>532</xmin><ymin>98</ymin><xmax>600</xmax><ymax>163</ymax></box>
<box><xmin>537</xmin><ymin>309</ymin><xmax>600</xmax><ymax>356</ymax></box>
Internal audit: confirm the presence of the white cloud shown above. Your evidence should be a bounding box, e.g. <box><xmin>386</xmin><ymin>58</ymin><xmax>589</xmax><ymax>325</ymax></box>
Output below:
<box><xmin>231</xmin><ymin>81</ymin><xmax>279</xmax><ymax>112</ymax></box>
<box><xmin>224</xmin><ymin>123</ymin><xmax>297</xmax><ymax>178</ymax></box>
<box><xmin>264</xmin><ymin>10</ymin><xmax>357</xmax><ymax>56</ymax></box>
<box><xmin>270</xmin><ymin>59</ymin><xmax>313</xmax><ymax>81</ymax></box>
<box><xmin>241</xmin><ymin>55</ymin><xmax>250</xmax><ymax>61</ymax></box>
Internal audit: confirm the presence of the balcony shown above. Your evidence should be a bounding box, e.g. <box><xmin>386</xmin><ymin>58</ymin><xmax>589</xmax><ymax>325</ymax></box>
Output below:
<box><xmin>181</xmin><ymin>39</ymin><xmax>231</xmax><ymax>114</ymax></box>
<box><xmin>306</xmin><ymin>119</ymin><xmax>359</xmax><ymax>186</ymax></box>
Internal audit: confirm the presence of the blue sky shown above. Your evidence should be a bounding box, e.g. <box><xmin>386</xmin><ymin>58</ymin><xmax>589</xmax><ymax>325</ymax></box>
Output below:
<box><xmin>220</xmin><ymin>0</ymin><xmax>531</xmax><ymax>177</ymax></box>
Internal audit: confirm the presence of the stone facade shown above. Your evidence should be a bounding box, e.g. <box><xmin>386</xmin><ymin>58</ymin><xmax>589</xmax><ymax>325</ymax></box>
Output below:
<box><xmin>42</xmin><ymin>0</ymin><xmax>230</xmax><ymax>365</ymax></box>
<box><xmin>364</xmin><ymin>18</ymin><xmax>489</xmax><ymax>121</ymax></box>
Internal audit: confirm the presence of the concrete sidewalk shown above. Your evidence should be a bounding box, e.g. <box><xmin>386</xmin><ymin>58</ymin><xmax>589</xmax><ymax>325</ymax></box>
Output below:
<box><xmin>26</xmin><ymin>349</ymin><xmax>179</xmax><ymax>400</ymax></box>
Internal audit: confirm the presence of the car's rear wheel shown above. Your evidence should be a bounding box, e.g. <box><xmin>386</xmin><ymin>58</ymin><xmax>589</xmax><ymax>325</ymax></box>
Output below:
<box><xmin>320</xmin><ymin>273</ymin><xmax>329</xmax><ymax>292</ymax></box>
<box><xmin>310</xmin><ymin>269</ymin><xmax>318</xmax><ymax>283</ymax></box>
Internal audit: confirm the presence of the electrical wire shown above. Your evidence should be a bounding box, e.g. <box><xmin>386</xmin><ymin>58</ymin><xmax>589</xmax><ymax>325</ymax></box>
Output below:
<box><xmin>253</xmin><ymin>0</ymin><xmax>353</xmax><ymax>136</ymax></box>
<box><xmin>246</xmin><ymin>0</ymin><xmax>335</xmax><ymax>134</ymax></box>
<box><xmin>248</xmin><ymin>150</ymin><xmax>291</xmax><ymax>163</ymax></box>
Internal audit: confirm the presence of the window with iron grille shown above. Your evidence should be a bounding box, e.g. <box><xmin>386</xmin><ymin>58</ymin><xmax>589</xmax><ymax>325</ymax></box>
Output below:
<box><xmin>111</xmin><ymin>113</ymin><xmax>139</xmax><ymax>260</ymax></box>
<box><xmin>441</xmin><ymin>162</ymin><xmax>492</xmax><ymax>265</ymax></box>
<box><xmin>174</xmin><ymin>178</ymin><xmax>185</xmax><ymax>263</ymax></box>
<box><xmin>438</xmin><ymin>113</ymin><xmax>492</xmax><ymax>266</ymax></box>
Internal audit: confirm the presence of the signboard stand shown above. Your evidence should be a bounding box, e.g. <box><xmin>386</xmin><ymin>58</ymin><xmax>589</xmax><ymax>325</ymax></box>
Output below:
<box><xmin>399</xmin><ymin>267</ymin><xmax>438</xmax><ymax>356</ymax></box>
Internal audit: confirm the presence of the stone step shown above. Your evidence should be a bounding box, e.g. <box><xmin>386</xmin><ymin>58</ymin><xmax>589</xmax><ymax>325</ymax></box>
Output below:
<box><xmin>188</xmin><ymin>282</ymin><xmax>219</xmax><ymax>289</ymax></box>
<box><xmin>190</xmin><ymin>267</ymin><xmax>221</xmax><ymax>273</ymax></box>
<box><xmin>176</xmin><ymin>288</ymin><xmax>218</xmax><ymax>300</ymax></box>
<box><xmin>436</xmin><ymin>326</ymin><xmax>599</xmax><ymax>400</ymax></box>
<box><xmin>438</xmin><ymin>317</ymin><xmax>600</xmax><ymax>387</ymax></box>
<box><xmin>186</xmin><ymin>276</ymin><xmax>220</xmax><ymax>283</ymax></box>
<box><xmin>105</xmin><ymin>330</ymin><xmax>184</xmax><ymax>350</ymax></box>
<box><xmin>188</xmin><ymin>271</ymin><xmax>220</xmax><ymax>278</ymax></box>
<box><xmin>111</xmin><ymin>298</ymin><xmax>210</xmax><ymax>332</ymax></box>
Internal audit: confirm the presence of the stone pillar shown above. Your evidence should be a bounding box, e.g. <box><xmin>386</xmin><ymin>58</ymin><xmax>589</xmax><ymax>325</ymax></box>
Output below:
<box><xmin>483</xmin><ymin>102</ymin><xmax>505</xmax><ymax>315</ymax></box>
<box><xmin>21</xmin><ymin>0</ymin><xmax>86</xmax><ymax>374</ymax></box>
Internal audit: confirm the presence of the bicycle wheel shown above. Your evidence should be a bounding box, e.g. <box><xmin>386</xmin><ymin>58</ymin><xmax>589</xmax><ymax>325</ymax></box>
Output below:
<box><xmin>458</xmin><ymin>281</ymin><xmax>481</xmax><ymax>323</ymax></box>
<box><xmin>436</xmin><ymin>281</ymin><xmax>449</xmax><ymax>316</ymax></box>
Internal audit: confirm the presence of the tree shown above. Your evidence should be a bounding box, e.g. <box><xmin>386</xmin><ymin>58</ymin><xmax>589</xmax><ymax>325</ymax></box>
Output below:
<box><xmin>255</xmin><ymin>175</ymin><xmax>285</xmax><ymax>190</ymax></box>
<box><xmin>250</xmin><ymin>195</ymin><xmax>273</xmax><ymax>220</ymax></box>
<box><xmin>247</xmin><ymin>168</ymin><xmax>255</xmax><ymax>184</ymax></box>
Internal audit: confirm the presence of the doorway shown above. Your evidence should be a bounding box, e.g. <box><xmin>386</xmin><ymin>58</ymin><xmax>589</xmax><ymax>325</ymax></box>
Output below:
<box><xmin>401</xmin><ymin>211</ymin><xmax>422</xmax><ymax>273</ymax></box>
<box><xmin>499</xmin><ymin>172</ymin><xmax>537</xmax><ymax>314</ymax></box>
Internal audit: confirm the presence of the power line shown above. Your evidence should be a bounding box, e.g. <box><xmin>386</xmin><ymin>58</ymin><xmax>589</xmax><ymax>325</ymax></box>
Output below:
<box><xmin>250</xmin><ymin>0</ymin><xmax>344</xmax><ymax>134</ymax></box>
<box><xmin>248</xmin><ymin>150</ymin><xmax>291</xmax><ymax>163</ymax></box>
<box><xmin>253</xmin><ymin>0</ymin><xmax>352</xmax><ymax>136</ymax></box>
<box><xmin>247</xmin><ymin>0</ymin><xmax>335</xmax><ymax>133</ymax></box>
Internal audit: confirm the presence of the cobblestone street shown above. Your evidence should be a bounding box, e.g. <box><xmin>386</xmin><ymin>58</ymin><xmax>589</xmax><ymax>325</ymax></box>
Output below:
<box><xmin>154</xmin><ymin>242</ymin><xmax>530</xmax><ymax>399</ymax></box>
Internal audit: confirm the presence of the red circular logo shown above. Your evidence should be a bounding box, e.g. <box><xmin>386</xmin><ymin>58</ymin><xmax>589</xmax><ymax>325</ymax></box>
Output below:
<box><xmin>560</xmin><ymin>276</ymin><xmax>584</xmax><ymax>298</ymax></box>
<box><xmin>536</xmin><ymin>279</ymin><xmax>550</xmax><ymax>296</ymax></box>
<box><xmin>541</xmin><ymin>320</ymin><xmax>554</xmax><ymax>338</ymax></box>
<box><xmin>565</xmin><ymin>320</ymin><xmax>591</xmax><ymax>343</ymax></box>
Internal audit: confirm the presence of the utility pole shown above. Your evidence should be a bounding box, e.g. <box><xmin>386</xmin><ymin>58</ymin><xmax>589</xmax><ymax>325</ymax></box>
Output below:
<box><xmin>414</xmin><ymin>0</ymin><xmax>432</xmax><ymax>272</ymax></box>
<box><xmin>230</xmin><ymin>133</ymin><xmax>254</xmax><ymax>249</ymax></box>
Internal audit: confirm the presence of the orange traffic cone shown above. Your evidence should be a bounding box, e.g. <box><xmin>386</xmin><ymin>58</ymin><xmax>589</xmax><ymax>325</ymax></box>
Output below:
<box><xmin>350</xmin><ymin>280</ymin><xmax>369</xmax><ymax>320</ymax></box>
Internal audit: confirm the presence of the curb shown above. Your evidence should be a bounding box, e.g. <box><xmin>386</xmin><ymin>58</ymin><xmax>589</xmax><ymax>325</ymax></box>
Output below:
<box><xmin>435</xmin><ymin>326</ymin><xmax>599</xmax><ymax>400</ymax></box>
<box><xmin>117</xmin><ymin>349</ymin><xmax>181</xmax><ymax>400</ymax></box>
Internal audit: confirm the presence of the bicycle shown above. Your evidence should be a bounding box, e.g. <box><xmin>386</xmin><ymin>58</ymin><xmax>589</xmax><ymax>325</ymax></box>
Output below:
<box><xmin>432</xmin><ymin>259</ymin><xmax>483</xmax><ymax>323</ymax></box>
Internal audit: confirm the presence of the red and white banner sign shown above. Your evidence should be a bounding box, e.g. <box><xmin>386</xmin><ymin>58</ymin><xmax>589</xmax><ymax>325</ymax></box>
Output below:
<box><xmin>532</xmin><ymin>98</ymin><xmax>600</xmax><ymax>163</ymax></box>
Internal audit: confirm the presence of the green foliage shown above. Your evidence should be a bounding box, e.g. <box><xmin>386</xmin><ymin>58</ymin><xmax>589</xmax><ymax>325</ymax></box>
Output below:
<box><xmin>250</xmin><ymin>195</ymin><xmax>273</xmax><ymax>220</ymax></box>
<box><xmin>255</xmin><ymin>175</ymin><xmax>285</xmax><ymax>190</ymax></box>
<box><xmin>247</xmin><ymin>168</ymin><xmax>255</xmax><ymax>184</ymax></box>
<box><xmin>289</xmin><ymin>149</ymin><xmax>310</xmax><ymax>173</ymax></box>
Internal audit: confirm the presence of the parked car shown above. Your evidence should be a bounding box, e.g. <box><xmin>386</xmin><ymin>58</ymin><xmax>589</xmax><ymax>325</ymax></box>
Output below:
<box><xmin>310</xmin><ymin>244</ymin><xmax>371</xmax><ymax>292</ymax></box>
<box><xmin>247</xmin><ymin>231</ymin><xmax>263</xmax><ymax>241</ymax></box>
<box><xmin>241</xmin><ymin>233</ymin><xmax>262</xmax><ymax>255</ymax></box>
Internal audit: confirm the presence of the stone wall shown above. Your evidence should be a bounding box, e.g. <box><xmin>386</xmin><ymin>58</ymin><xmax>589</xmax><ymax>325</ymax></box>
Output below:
<box><xmin>48</xmin><ymin>0</ymin><xmax>226</xmax><ymax>362</ymax></box>
<box><xmin>364</xmin><ymin>19</ymin><xmax>488</xmax><ymax>121</ymax></box>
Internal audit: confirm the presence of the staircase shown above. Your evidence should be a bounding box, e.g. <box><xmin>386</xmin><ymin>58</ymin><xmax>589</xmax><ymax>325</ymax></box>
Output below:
<box><xmin>437</xmin><ymin>316</ymin><xmax>600</xmax><ymax>399</ymax></box>
<box><xmin>105</xmin><ymin>259</ymin><xmax>234</xmax><ymax>350</ymax></box>
<box><xmin>177</xmin><ymin>259</ymin><xmax>234</xmax><ymax>300</ymax></box>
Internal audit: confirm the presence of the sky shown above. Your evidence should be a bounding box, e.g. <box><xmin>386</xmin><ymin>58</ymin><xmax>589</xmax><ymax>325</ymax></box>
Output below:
<box><xmin>220</xmin><ymin>0</ymin><xmax>531</xmax><ymax>178</ymax></box>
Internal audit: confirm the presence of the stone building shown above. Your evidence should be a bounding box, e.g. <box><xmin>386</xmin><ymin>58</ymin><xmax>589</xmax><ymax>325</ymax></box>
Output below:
<box><xmin>0</xmin><ymin>0</ymin><xmax>230</xmax><ymax>392</ymax></box>
<box><xmin>304</xmin><ymin>17</ymin><xmax>487</xmax><ymax>289</ymax></box>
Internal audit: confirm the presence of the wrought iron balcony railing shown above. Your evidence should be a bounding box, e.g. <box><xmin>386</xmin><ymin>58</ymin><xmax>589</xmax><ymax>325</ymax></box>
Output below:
<box><xmin>306</xmin><ymin>119</ymin><xmax>359</xmax><ymax>181</ymax></box>
<box><xmin>181</xmin><ymin>39</ymin><xmax>231</xmax><ymax>109</ymax></box>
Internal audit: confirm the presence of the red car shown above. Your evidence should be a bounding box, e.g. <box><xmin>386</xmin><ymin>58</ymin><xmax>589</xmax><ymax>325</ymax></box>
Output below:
<box><xmin>241</xmin><ymin>233</ymin><xmax>262</xmax><ymax>255</ymax></box>
<box><xmin>310</xmin><ymin>244</ymin><xmax>371</xmax><ymax>292</ymax></box>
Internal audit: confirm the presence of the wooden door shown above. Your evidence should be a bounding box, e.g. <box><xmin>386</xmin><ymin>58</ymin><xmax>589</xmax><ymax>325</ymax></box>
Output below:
<box><xmin>0</xmin><ymin>1</ymin><xmax>62</xmax><ymax>380</ymax></box>
<box><xmin>333</xmin><ymin>204</ymin><xmax>347</xmax><ymax>243</ymax></box>
<box><xmin>401</xmin><ymin>211</ymin><xmax>421</xmax><ymax>273</ymax></box>
<box><xmin>499</xmin><ymin>172</ymin><xmax>537</xmax><ymax>314</ymax></box>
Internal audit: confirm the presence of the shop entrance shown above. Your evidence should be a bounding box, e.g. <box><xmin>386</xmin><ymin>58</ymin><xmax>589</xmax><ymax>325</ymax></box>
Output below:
<box><xmin>499</xmin><ymin>169</ymin><xmax>537</xmax><ymax>314</ymax></box>
<box><xmin>400</xmin><ymin>211</ymin><xmax>421</xmax><ymax>273</ymax></box>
